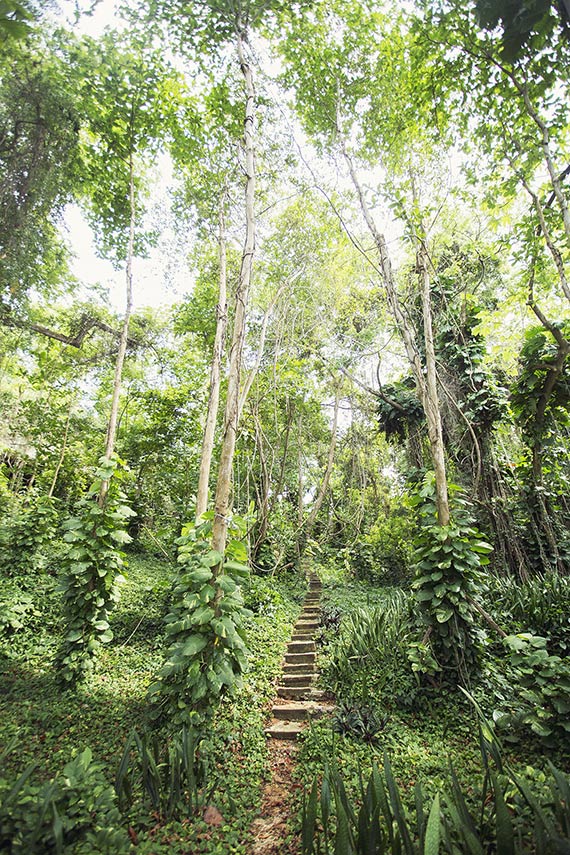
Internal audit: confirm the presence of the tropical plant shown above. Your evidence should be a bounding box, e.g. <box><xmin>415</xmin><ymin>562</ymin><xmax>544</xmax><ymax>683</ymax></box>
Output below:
<box><xmin>484</xmin><ymin>573</ymin><xmax>570</xmax><ymax>654</ymax></box>
<box><xmin>502</xmin><ymin>633</ymin><xmax>570</xmax><ymax>742</ymax></box>
<box><xmin>321</xmin><ymin>592</ymin><xmax>414</xmax><ymax>706</ymax></box>
<box><xmin>0</xmin><ymin>493</ymin><xmax>59</xmax><ymax>577</ymax></box>
<box><xmin>149</xmin><ymin>512</ymin><xmax>251</xmax><ymax>726</ymax></box>
<box><xmin>301</xmin><ymin>711</ymin><xmax>570</xmax><ymax>854</ymax></box>
<box><xmin>0</xmin><ymin>744</ymin><xmax>127</xmax><ymax>854</ymax></box>
<box><xmin>115</xmin><ymin>726</ymin><xmax>215</xmax><ymax>821</ymax></box>
<box><xmin>55</xmin><ymin>456</ymin><xmax>135</xmax><ymax>685</ymax></box>
<box><xmin>409</xmin><ymin>474</ymin><xmax>493</xmax><ymax>681</ymax></box>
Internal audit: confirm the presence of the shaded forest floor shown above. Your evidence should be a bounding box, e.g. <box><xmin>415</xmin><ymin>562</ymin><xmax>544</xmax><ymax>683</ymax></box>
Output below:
<box><xmin>1</xmin><ymin>554</ymin><xmax>570</xmax><ymax>853</ymax></box>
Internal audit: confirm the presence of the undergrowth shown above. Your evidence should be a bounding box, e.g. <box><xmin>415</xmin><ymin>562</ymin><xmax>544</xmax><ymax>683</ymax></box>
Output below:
<box><xmin>0</xmin><ymin>553</ymin><xmax>301</xmax><ymax>854</ymax></box>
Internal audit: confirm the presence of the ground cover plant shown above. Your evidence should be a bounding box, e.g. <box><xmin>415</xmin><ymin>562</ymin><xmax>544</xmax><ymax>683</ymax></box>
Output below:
<box><xmin>2</xmin><ymin>0</ymin><xmax>570</xmax><ymax>850</ymax></box>
<box><xmin>294</xmin><ymin>565</ymin><xmax>570</xmax><ymax>852</ymax></box>
<box><xmin>0</xmin><ymin>551</ymin><xmax>302</xmax><ymax>853</ymax></box>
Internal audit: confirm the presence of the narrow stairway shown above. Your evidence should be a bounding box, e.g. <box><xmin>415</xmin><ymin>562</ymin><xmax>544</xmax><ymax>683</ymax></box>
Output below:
<box><xmin>265</xmin><ymin>574</ymin><xmax>333</xmax><ymax>740</ymax></box>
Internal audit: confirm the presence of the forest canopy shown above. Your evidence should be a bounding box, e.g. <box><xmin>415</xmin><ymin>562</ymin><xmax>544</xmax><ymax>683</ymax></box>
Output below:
<box><xmin>1</xmin><ymin>0</ymin><xmax>570</xmax><ymax>852</ymax></box>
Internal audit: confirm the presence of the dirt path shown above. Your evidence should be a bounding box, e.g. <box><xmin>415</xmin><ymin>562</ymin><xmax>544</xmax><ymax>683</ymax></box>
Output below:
<box><xmin>250</xmin><ymin>739</ymin><xmax>301</xmax><ymax>855</ymax></box>
<box><xmin>249</xmin><ymin>575</ymin><xmax>325</xmax><ymax>854</ymax></box>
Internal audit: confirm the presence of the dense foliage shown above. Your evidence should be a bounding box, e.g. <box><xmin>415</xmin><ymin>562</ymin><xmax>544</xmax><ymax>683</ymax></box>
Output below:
<box><xmin>1</xmin><ymin>0</ymin><xmax>569</xmax><ymax>850</ymax></box>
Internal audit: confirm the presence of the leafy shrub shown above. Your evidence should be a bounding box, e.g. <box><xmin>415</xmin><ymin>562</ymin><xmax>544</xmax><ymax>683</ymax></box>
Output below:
<box><xmin>115</xmin><ymin>726</ymin><xmax>216</xmax><ymax>821</ymax></box>
<box><xmin>0</xmin><ymin>589</ymin><xmax>40</xmax><ymax>637</ymax></box>
<box><xmin>0</xmin><ymin>493</ymin><xmax>60</xmax><ymax>577</ymax></box>
<box><xmin>320</xmin><ymin>591</ymin><xmax>417</xmax><ymax>708</ymax></box>
<box><xmin>55</xmin><ymin>456</ymin><xmax>135</xmax><ymax>686</ymax></box>
<box><xmin>332</xmin><ymin>701</ymin><xmax>387</xmax><ymax>743</ymax></box>
<box><xmin>344</xmin><ymin>511</ymin><xmax>415</xmax><ymax>585</ymax></box>
<box><xmin>319</xmin><ymin>602</ymin><xmax>343</xmax><ymax>633</ymax></box>
<box><xmin>484</xmin><ymin>573</ymin><xmax>570</xmax><ymax>655</ymax></box>
<box><xmin>0</xmin><ymin>746</ymin><xmax>127</xmax><ymax>854</ymax></box>
<box><xmin>242</xmin><ymin>574</ymin><xmax>285</xmax><ymax>616</ymax></box>
<box><xmin>409</xmin><ymin>474</ymin><xmax>492</xmax><ymax>681</ymax></box>
<box><xmin>149</xmin><ymin>512</ymin><xmax>251</xmax><ymax>726</ymax></box>
<box><xmin>500</xmin><ymin>633</ymin><xmax>570</xmax><ymax>742</ymax></box>
<box><xmin>301</xmin><ymin>709</ymin><xmax>570</xmax><ymax>854</ymax></box>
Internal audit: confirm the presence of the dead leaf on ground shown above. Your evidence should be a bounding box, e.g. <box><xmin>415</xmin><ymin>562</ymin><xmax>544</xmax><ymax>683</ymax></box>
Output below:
<box><xmin>203</xmin><ymin>804</ymin><xmax>224</xmax><ymax>826</ymax></box>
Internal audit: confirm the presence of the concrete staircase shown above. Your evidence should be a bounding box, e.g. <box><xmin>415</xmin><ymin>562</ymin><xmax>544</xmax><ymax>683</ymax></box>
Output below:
<box><xmin>265</xmin><ymin>575</ymin><xmax>333</xmax><ymax>740</ymax></box>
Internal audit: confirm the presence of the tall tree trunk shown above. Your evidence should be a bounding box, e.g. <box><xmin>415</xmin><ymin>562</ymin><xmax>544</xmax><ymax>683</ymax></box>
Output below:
<box><xmin>48</xmin><ymin>397</ymin><xmax>73</xmax><ymax>498</ymax></box>
<box><xmin>417</xmin><ymin>241</ymin><xmax>450</xmax><ymax>525</ymax></box>
<box><xmin>195</xmin><ymin>188</ymin><xmax>228</xmax><ymax>521</ymax></box>
<box><xmin>302</xmin><ymin>384</ymin><xmax>341</xmax><ymax>544</ymax></box>
<box><xmin>98</xmin><ymin>152</ymin><xmax>135</xmax><ymax>506</ymax></box>
<box><xmin>341</xmin><ymin>138</ymin><xmax>450</xmax><ymax>524</ymax></box>
<box><xmin>295</xmin><ymin>412</ymin><xmax>304</xmax><ymax>560</ymax></box>
<box><xmin>211</xmin><ymin>28</ymin><xmax>255</xmax><ymax>560</ymax></box>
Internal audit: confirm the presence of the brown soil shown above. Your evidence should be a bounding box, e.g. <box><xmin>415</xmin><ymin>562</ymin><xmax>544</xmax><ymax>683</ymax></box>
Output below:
<box><xmin>249</xmin><ymin>739</ymin><xmax>302</xmax><ymax>855</ymax></box>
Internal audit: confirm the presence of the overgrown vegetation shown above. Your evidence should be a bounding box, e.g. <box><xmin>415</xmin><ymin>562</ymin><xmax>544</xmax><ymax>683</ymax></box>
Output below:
<box><xmin>2</xmin><ymin>0</ymin><xmax>570</xmax><ymax>850</ymax></box>
<box><xmin>0</xmin><ymin>553</ymin><xmax>301</xmax><ymax>853</ymax></box>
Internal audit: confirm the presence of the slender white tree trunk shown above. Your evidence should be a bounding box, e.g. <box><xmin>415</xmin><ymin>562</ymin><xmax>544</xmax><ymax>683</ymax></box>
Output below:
<box><xmin>211</xmin><ymin>29</ymin><xmax>255</xmax><ymax>559</ymax></box>
<box><xmin>341</xmin><ymin>140</ymin><xmax>450</xmax><ymax>524</ymax></box>
<box><xmin>195</xmin><ymin>188</ymin><xmax>228</xmax><ymax>521</ymax></box>
<box><xmin>417</xmin><ymin>242</ymin><xmax>450</xmax><ymax>525</ymax></box>
<box><xmin>99</xmin><ymin>153</ymin><xmax>135</xmax><ymax>505</ymax></box>
<box><xmin>304</xmin><ymin>384</ymin><xmax>341</xmax><ymax>537</ymax></box>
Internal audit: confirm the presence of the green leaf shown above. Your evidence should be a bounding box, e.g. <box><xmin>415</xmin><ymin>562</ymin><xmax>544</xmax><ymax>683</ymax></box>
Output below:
<box><xmin>201</xmin><ymin>550</ymin><xmax>224</xmax><ymax>567</ymax></box>
<box><xmin>181</xmin><ymin>635</ymin><xmax>208</xmax><ymax>657</ymax></box>
<box><xmin>423</xmin><ymin>793</ymin><xmax>440</xmax><ymax>855</ymax></box>
<box><xmin>491</xmin><ymin>773</ymin><xmax>515</xmax><ymax>855</ymax></box>
<box><xmin>224</xmin><ymin>559</ymin><xmax>250</xmax><ymax>577</ymax></box>
<box><xmin>110</xmin><ymin>529</ymin><xmax>132</xmax><ymax>544</ymax></box>
<box><xmin>191</xmin><ymin>606</ymin><xmax>215</xmax><ymax>625</ymax></box>
<box><xmin>188</xmin><ymin>568</ymin><xmax>214</xmax><ymax>584</ymax></box>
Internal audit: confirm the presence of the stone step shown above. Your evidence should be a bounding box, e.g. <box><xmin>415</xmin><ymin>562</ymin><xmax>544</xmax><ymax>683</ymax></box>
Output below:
<box><xmin>265</xmin><ymin>721</ymin><xmax>305</xmax><ymax>740</ymax></box>
<box><xmin>285</xmin><ymin>651</ymin><xmax>315</xmax><ymax>665</ymax></box>
<box><xmin>278</xmin><ymin>686</ymin><xmax>325</xmax><ymax>700</ymax></box>
<box><xmin>291</xmin><ymin>635</ymin><xmax>314</xmax><ymax>642</ymax></box>
<box><xmin>300</xmin><ymin>611</ymin><xmax>320</xmax><ymax>619</ymax></box>
<box><xmin>272</xmin><ymin>702</ymin><xmax>329</xmax><ymax>721</ymax></box>
<box><xmin>287</xmin><ymin>640</ymin><xmax>315</xmax><ymax>653</ymax></box>
<box><xmin>297</xmin><ymin>620</ymin><xmax>319</xmax><ymax>628</ymax></box>
<box><xmin>283</xmin><ymin>662</ymin><xmax>315</xmax><ymax>674</ymax></box>
<box><xmin>281</xmin><ymin>673</ymin><xmax>317</xmax><ymax>686</ymax></box>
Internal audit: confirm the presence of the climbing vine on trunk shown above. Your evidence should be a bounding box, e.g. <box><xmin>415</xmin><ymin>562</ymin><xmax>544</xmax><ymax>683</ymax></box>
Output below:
<box><xmin>149</xmin><ymin>513</ymin><xmax>251</xmax><ymax>726</ymax></box>
<box><xmin>55</xmin><ymin>456</ymin><xmax>135</xmax><ymax>685</ymax></box>
<box><xmin>409</xmin><ymin>473</ymin><xmax>493</xmax><ymax>682</ymax></box>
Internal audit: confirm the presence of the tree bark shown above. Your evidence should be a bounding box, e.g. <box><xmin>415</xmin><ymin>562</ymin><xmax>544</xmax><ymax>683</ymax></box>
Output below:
<box><xmin>48</xmin><ymin>397</ymin><xmax>73</xmax><ymax>498</ymax></box>
<box><xmin>98</xmin><ymin>151</ymin><xmax>135</xmax><ymax>505</ymax></box>
<box><xmin>417</xmin><ymin>242</ymin><xmax>450</xmax><ymax>525</ymax></box>
<box><xmin>303</xmin><ymin>384</ymin><xmax>341</xmax><ymax>539</ymax></box>
<box><xmin>195</xmin><ymin>187</ymin><xmax>228</xmax><ymax>521</ymax></box>
<box><xmin>211</xmin><ymin>28</ymin><xmax>255</xmax><ymax>560</ymax></box>
<box><xmin>340</xmin><ymin>137</ymin><xmax>450</xmax><ymax>524</ymax></box>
